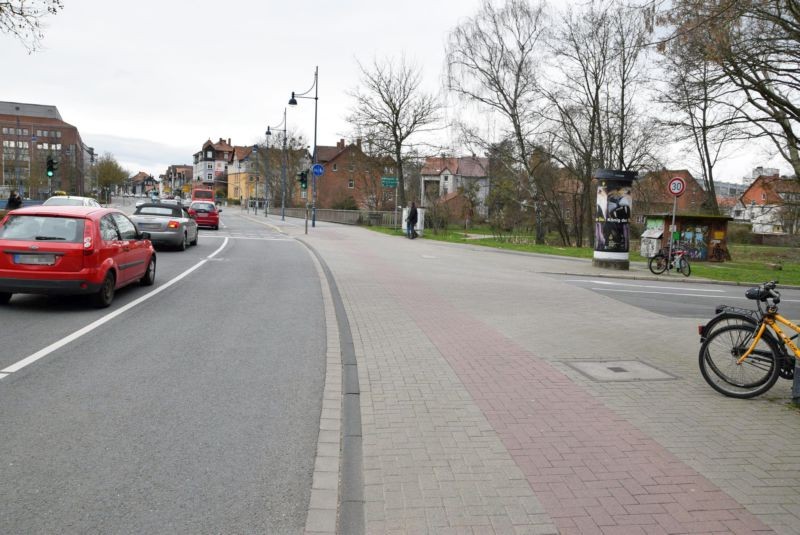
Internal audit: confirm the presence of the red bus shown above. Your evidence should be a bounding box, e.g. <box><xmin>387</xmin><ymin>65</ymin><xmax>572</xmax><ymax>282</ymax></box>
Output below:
<box><xmin>191</xmin><ymin>187</ymin><xmax>214</xmax><ymax>202</ymax></box>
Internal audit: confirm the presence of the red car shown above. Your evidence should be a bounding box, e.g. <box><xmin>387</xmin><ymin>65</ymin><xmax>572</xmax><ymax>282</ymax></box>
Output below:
<box><xmin>0</xmin><ymin>206</ymin><xmax>156</xmax><ymax>308</ymax></box>
<box><xmin>188</xmin><ymin>201</ymin><xmax>220</xmax><ymax>230</ymax></box>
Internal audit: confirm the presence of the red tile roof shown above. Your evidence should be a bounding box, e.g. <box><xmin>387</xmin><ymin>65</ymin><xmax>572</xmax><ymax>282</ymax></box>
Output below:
<box><xmin>422</xmin><ymin>156</ymin><xmax>489</xmax><ymax>177</ymax></box>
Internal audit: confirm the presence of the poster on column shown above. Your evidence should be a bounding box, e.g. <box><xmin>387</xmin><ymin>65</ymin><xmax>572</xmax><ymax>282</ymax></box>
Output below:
<box><xmin>595</xmin><ymin>180</ymin><xmax>632</xmax><ymax>253</ymax></box>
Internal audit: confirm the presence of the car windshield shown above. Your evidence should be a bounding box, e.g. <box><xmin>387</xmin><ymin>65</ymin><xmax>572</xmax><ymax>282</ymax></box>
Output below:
<box><xmin>136</xmin><ymin>206</ymin><xmax>182</xmax><ymax>217</ymax></box>
<box><xmin>192</xmin><ymin>203</ymin><xmax>215</xmax><ymax>211</ymax></box>
<box><xmin>0</xmin><ymin>215</ymin><xmax>85</xmax><ymax>242</ymax></box>
<box><xmin>43</xmin><ymin>197</ymin><xmax>84</xmax><ymax>206</ymax></box>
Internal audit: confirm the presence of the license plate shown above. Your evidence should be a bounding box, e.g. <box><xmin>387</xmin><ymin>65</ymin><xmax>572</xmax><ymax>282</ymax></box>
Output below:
<box><xmin>14</xmin><ymin>254</ymin><xmax>56</xmax><ymax>265</ymax></box>
<box><xmin>140</xmin><ymin>223</ymin><xmax>161</xmax><ymax>229</ymax></box>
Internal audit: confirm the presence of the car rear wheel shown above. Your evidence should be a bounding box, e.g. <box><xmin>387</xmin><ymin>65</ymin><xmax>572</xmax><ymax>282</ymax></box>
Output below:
<box><xmin>0</xmin><ymin>292</ymin><xmax>11</xmax><ymax>305</ymax></box>
<box><xmin>92</xmin><ymin>272</ymin><xmax>115</xmax><ymax>308</ymax></box>
<box><xmin>140</xmin><ymin>256</ymin><xmax>156</xmax><ymax>286</ymax></box>
<box><xmin>190</xmin><ymin>229</ymin><xmax>198</xmax><ymax>246</ymax></box>
<box><xmin>178</xmin><ymin>232</ymin><xmax>188</xmax><ymax>251</ymax></box>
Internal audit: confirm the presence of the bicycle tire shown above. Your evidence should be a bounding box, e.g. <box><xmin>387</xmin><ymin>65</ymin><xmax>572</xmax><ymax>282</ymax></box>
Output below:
<box><xmin>699</xmin><ymin>324</ymin><xmax>780</xmax><ymax>398</ymax></box>
<box><xmin>649</xmin><ymin>253</ymin><xmax>668</xmax><ymax>275</ymax></box>
<box><xmin>679</xmin><ymin>257</ymin><xmax>691</xmax><ymax>277</ymax></box>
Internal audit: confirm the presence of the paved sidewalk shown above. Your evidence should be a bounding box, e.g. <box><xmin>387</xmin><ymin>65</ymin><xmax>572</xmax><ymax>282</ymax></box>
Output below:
<box><xmin>263</xmin><ymin>217</ymin><xmax>800</xmax><ymax>534</ymax></box>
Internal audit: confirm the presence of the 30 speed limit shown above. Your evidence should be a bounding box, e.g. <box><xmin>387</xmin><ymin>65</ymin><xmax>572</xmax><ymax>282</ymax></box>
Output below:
<box><xmin>668</xmin><ymin>177</ymin><xmax>686</xmax><ymax>197</ymax></box>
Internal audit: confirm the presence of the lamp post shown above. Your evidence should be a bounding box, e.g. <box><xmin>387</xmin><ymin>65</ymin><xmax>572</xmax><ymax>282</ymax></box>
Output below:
<box><xmin>266</xmin><ymin>107</ymin><xmax>288</xmax><ymax>220</ymax></box>
<box><xmin>252</xmin><ymin>145</ymin><xmax>259</xmax><ymax>215</ymax></box>
<box><xmin>289</xmin><ymin>66</ymin><xmax>319</xmax><ymax>227</ymax></box>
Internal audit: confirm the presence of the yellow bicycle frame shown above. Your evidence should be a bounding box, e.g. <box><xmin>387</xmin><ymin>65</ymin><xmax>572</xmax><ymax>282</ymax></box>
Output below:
<box><xmin>738</xmin><ymin>313</ymin><xmax>800</xmax><ymax>364</ymax></box>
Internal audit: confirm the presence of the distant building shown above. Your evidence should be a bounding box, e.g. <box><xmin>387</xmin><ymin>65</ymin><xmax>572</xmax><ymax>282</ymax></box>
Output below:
<box><xmin>733</xmin><ymin>172</ymin><xmax>800</xmax><ymax>234</ymax></box>
<box><xmin>0</xmin><ymin>101</ymin><xmax>90</xmax><ymax>198</ymax></box>
<box><xmin>632</xmin><ymin>169</ymin><xmax>710</xmax><ymax>221</ymax></box>
<box><xmin>296</xmin><ymin>139</ymin><xmax>394</xmax><ymax>210</ymax></box>
<box><xmin>714</xmin><ymin>181</ymin><xmax>747</xmax><ymax>198</ymax></box>
<box><xmin>193</xmin><ymin>138</ymin><xmax>233</xmax><ymax>190</ymax></box>
<box><xmin>162</xmin><ymin>164</ymin><xmax>193</xmax><ymax>195</ymax></box>
<box><xmin>420</xmin><ymin>156</ymin><xmax>490</xmax><ymax>216</ymax></box>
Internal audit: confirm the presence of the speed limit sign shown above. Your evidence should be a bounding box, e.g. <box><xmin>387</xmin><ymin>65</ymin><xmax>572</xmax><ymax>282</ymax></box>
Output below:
<box><xmin>668</xmin><ymin>177</ymin><xmax>686</xmax><ymax>197</ymax></box>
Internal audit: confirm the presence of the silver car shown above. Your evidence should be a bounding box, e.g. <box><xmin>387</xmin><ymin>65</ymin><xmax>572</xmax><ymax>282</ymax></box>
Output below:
<box><xmin>43</xmin><ymin>195</ymin><xmax>101</xmax><ymax>207</ymax></box>
<box><xmin>129</xmin><ymin>203</ymin><xmax>198</xmax><ymax>251</ymax></box>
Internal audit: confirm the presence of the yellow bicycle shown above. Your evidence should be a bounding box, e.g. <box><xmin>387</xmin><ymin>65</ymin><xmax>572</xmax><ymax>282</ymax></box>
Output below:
<box><xmin>699</xmin><ymin>281</ymin><xmax>799</xmax><ymax>398</ymax></box>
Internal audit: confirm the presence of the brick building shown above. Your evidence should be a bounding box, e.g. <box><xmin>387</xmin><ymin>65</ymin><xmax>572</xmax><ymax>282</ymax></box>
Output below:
<box><xmin>0</xmin><ymin>101</ymin><xmax>90</xmax><ymax>198</ymax></box>
<box><xmin>297</xmin><ymin>139</ymin><xmax>394</xmax><ymax>210</ymax></box>
<box><xmin>733</xmin><ymin>173</ymin><xmax>800</xmax><ymax>234</ymax></box>
<box><xmin>633</xmin><ymin>169</ymin><xmax>709</xmax><ymax>221</ymax></box>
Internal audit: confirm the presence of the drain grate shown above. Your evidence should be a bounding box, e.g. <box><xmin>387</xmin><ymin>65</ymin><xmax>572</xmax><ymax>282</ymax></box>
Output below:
<box><xmin>566</xmin><ymin>360</ymin><xmax>677</xmax><ymax>382</ymax></box>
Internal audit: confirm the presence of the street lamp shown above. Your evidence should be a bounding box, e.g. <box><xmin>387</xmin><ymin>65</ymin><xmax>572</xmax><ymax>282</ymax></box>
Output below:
<box><xmin>252</xmin><ymin>144</ymin><xmax>259</xmax><ymax>215</ymax></box>
<box><xmin>289</xmin><ymin>65</ymin><xmax>319</xmax><ymax>227</ymax></box>
<box><xmin>266</xmin><ymin>107</ymin><xmax>287</xmax><ymax>221</ymax></box>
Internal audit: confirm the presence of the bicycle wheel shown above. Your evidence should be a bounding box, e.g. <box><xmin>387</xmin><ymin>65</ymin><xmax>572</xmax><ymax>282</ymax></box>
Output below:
<box><xmin>649</xmin><ymin>253</ymin><xmax>668</xmax><ymax>275</ymax></box>
<box><xmin>699</xmin><ymin>324</ymin><xmax>780</xmax><ymax>398</ymax></box>
<box><xmin>678</xmin><ymin>257</ymin><xmax>691</xmax><ymax>277</ymax></box>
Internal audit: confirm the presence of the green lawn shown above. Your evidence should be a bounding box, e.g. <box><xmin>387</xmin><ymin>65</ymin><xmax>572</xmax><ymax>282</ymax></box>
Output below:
<box><xmin>368</xmin><ymin>226</ymin><xmax>800</xmax><ymax>286</ymax></box>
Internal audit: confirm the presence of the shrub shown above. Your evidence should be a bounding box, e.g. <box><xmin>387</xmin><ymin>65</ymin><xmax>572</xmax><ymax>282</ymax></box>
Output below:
<box><xmin>727</xmin><ymin>223</ymin><xmax>755</xmax><ymax>244</ymax></box>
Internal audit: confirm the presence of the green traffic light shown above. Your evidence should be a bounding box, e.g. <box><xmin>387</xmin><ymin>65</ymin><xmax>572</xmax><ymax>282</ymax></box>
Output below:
<box><xmin>47</xmin><ymin>170</ymin><xmax>54</xmax><ymax>177</ymax></box>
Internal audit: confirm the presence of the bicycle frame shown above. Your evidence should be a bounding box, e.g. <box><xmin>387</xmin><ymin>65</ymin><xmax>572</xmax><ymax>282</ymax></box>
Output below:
<box><xmin>738</xmin><ymin>313</ymin><xmax>800</xmax><ymax>364</ymax></box>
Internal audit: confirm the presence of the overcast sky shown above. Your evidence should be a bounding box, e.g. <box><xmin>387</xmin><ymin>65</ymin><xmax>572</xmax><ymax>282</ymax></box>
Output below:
<box><xmin>3</xmin><ymin>0</ymin><xmax>789</xmax><ymax>182</ymax></box>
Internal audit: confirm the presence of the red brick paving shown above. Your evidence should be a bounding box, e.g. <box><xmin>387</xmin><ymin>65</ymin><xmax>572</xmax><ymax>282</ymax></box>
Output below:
<box><xmin>378</xmin><ymin>272</ymin><xmax>775</xmax><ymax>534</ymax></box>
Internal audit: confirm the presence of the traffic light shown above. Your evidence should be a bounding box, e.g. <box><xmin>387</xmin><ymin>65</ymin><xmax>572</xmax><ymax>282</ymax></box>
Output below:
<box><xmin>46</xmin><ymin>157</ymin><xmax>57</xmax><ymax>178</ymax></box>
<box><xmin>298</xmin><ymin>171</ymin><xmax>308</xmax><ymax>190</ymax></box>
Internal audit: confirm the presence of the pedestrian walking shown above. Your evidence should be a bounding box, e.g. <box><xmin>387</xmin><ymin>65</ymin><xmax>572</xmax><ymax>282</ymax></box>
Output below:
<box><xmin>5</xmin><ymin>190</ymin><xmax>22</xmax><ymax>210</ymax></box>
<box><xmin>406</xmin><ymin>202</ymin><xmax>418</xmax><ymax>239</ymax></box>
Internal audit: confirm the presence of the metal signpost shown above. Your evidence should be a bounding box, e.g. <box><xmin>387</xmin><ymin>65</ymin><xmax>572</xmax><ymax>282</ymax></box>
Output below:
<box><xmin>667</xmin><ymin>177</ymin><xmax>686</xmax><ymax>274</ymax></box>
<box><xmin>381</xmin><ymin>177</ymin><xmax>398</xmax><ymax>229</ymax></box>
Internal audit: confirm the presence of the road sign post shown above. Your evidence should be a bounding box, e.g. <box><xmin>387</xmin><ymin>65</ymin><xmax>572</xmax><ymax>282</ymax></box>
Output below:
<box><xmin>666</xmin><ymin>177</ymin><xmax>686</xmax><ymax>274</ymax></box>
<box><xmin>382</xmin><ymin>177</ymin><xmax>399</xmax><ymax>230</ymax></box>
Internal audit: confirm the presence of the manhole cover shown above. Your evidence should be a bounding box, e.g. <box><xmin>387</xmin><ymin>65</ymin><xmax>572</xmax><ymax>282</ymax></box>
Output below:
<box><xmin>566</xmin><ymin>360</ymin><xmax>676</xmax><ymax>382</ymax></box>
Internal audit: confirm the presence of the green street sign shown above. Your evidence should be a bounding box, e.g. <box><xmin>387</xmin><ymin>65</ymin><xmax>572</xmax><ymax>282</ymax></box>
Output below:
<box><xmin>381</xmin><ymin>177</ymin><xmax>397</xmax><ymax>188</ymax></box>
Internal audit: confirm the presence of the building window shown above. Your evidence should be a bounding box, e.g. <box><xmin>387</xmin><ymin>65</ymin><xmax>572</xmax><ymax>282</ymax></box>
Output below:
<box><xmin>207</xmin><ymin>163</ymin><xmax>212</xmax><ymax>170</ymax></box>
<box><xmin>301</xmin><ymin>190</ymin><xmax>307</xmax><ymax>199</ymax></box>
<box><xmin>762</xmin><ymin>192</ymin><xmax>766</xmax><ymax>200</ymax></box>
<box><xmin>348</xmin><ymin>179</ymin><xmax>354</xmax><ymax>189</ymax></box>
<box><xmin>1</xmin><ymin>128</ymin><xmax>6</xmax><ymax>134</ymax></box>
<box><xmin>36</xmin><ymin>130</ymin><xmax>42</xmax><ymax>137</ymax></box>
<box><xmin>206</xmin><ymin>151</ymin><xmax>213</xmax><ymax>158</ymax></box>
<box><xmin>56</xmin><ymin>131</ymin><xmax>61</xmax><ymax>138</ymax></box>
<box><xmin>333</xmin><ymin>164</ymin><xmax>338</xmax><ymax>171</ymax></box>
<box><xmin>207</xmin><ymin>173</ymin><xmax>212</xmax><ymax>181</ymax></box>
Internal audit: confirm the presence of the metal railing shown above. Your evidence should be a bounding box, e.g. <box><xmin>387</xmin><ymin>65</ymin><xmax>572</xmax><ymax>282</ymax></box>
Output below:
<box><xmin>280</xmin><ymin>208</ymin><xmax>401</xmax><ymax>227</ymax></box>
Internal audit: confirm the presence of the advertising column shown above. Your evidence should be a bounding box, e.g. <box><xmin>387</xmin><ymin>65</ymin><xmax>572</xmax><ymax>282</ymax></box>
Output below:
<box><xmin>593</xmin><ymin>169</ymin><xmax>638</xmax><ymax>270</ymax></box>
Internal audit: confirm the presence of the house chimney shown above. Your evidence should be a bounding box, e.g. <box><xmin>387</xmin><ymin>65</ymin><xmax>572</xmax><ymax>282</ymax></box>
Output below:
<box><xmin>228</xmin><ymin>138</ymin><xmax>231</xmax><ymax>146</ymax></box>
<box><xmin>337</xmin><ymin>138</ymin><xmax>345</xmax><ymax>150</ymax></box>
<box><xmin>356</xmin><ymin>138</ymin><xmax>362</xmax><ymax>150</ymax></box>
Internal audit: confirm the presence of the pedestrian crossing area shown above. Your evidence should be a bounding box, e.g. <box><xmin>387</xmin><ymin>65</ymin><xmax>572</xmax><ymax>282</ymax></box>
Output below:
<box><xmin>199</xmin><ymin>230</ymin><xmax>292</xmax><ymax>241</ymax></box>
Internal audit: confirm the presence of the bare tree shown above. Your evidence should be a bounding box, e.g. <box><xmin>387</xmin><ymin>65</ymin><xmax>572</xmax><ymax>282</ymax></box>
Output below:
<box><xmin>660</xmin><ymin>0</ymin><xmax>800</xmax><ymax>179</ymax></box>
<box><xmin>445</xmin><ymin>0</ymin><xmax>555</xmax><ymax>243</ymax></box>
<box><xmin>656</xmin><ymin>44</ymin><xmax>744</xmax><ymax>214</ymax></box>
<box><xmin>543</xmin><ymin>1</ymin><xmax>658</xmax><ymax>246</ymax></box>
<box><xmin>0</xmin><ymin>0</ymin><xmax>63</xmax><ymax>52</ymax></box>
<box><xmin>347</xmin><ymin>57</ymin><xmax>440</xmax><ymax>207</ymax></box>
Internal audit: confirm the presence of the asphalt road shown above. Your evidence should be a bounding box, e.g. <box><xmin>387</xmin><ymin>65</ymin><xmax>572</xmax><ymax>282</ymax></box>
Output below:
<box><xmin>0</xmin><ymin>208</ymin><xmax>326</xmax><ymax>533</ymax></box>
<box><xmin>555</xmin><ymin>275</ymin><xmax>800</xmax><ymax>320</ymax></box>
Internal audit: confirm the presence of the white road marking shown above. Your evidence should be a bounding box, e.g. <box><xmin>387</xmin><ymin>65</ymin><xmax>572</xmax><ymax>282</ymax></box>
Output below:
<box><xmin>565</xmin><ymin>279</ymin><xmax>725</xmax><ymax>292</ymax></box>
<box><xmin>0</xmin><ymin>238</ymin><xmax>229</xmax><ymax>378</ymax></box>
<box><xmin>593</xmin><ymin>288</ymin><xmax>743</xmax><ymax>299</ymax></box>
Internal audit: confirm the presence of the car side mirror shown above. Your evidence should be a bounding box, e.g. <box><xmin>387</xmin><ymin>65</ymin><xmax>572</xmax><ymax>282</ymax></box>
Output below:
<box><xmin>218</xmin><ymin>208</ymin><xmax>223</xmax><ymax>213</ymax></box>
<box><xmin>140</xmin><ymin>231</ymin><xmax>151</xmax><ymax>240</ymax></box>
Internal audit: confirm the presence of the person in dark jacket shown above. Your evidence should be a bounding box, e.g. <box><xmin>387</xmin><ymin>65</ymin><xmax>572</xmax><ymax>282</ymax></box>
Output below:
<box><xmin>406</xmin><ymin>202</ymin><xmax>418</xmax><ymax>239</ymax></box>
<box><xmin>5</xmin><ymin>190</ymin><xmax>22</xmax><ymax>210</ymax></box>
